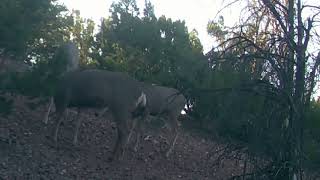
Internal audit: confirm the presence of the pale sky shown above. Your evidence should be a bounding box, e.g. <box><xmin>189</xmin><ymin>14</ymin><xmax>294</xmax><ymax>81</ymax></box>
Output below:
<box><xmin>58</xmin><ymin>0</ymin><xmax>319</xmax><ymax>53</ymax></box>
<box><xmin>58</xmin><ymin>0</ymin><xmax>320</xmax><ymax>98</ymax></box>
<box><xmin>58</xmin><ymin>0</ymin><xmax>244</xmax><ymax>53</ymax></box>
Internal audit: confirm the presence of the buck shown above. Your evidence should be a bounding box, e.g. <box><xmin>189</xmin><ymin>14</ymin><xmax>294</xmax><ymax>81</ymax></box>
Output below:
<box><xmin>46</xmin><ymin>76</ymin><xmax>186</xmax><ymax>158</ymax></box>
<box><xmin>135</xmin><ymin>84</ymin><xmax>186</xmax><ymax>157</ymax></box>
<box><xmin>50</xmin><ymin>69</ymin><xmax>147</xmax><ymax>160</ymax></box>
<box><xmin>98</xmin><ymin>83</ymin><xmax>187</xmax><ymax>157</ymax></box>
<box><xmin>44</xmin><ymin>42</ymin><xmax>186</xmax><ymax>158</ymax></box>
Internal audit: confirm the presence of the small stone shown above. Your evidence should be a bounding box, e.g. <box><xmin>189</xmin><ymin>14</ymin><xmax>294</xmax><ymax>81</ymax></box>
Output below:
<box><xmin>60</xmin><ymin>169</ymin><xmax>67</xmax><ymax>175</ymax></box>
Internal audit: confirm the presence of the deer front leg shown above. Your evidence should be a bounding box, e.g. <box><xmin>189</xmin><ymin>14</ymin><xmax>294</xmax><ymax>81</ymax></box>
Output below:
<box><xmin>44</xmin><ymin>96</ymin><xmax>54</xmax><ymax>124</ymax></box>
<box><xmin>112</xmin><ymin>112</ymin><xmax>131</xmax><ymax>161</ymax></box>
<box><xmin>165</xmin><ymin>113</ymin><xmax>180</xmax><ymax>157</ymax></box>
<box><xmin>127</xmin><ymin>117</ymin><xmax>137</xmax><ymax>148</ymax></box>
<box><xmin>133</xmin><ymin>109</ymin><xmax>148</xmax><ymax>152</ymax></box>
<box><xmin>166</xmin><ymin>130</ymin><xmax>179</xmax><ymax>157</ymax></box>
<box><xmin>113</xmin><ymin>125</ymin><xmax>130</xmax><ymax>160</ymax></box>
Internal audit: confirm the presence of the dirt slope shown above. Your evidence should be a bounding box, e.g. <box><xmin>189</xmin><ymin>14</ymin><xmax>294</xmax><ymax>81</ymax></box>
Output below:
<box><xmin>0</xmin><ymin>94</ymin><xmax>246</xmax><ymax>180</ymax></box>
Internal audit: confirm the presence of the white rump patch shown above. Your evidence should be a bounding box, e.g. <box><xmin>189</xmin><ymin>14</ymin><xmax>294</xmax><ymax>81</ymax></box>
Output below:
<box><xmin>135</xmin><ymin>92</ymin><xmax>147</xmax><ymax>107</ymax></box>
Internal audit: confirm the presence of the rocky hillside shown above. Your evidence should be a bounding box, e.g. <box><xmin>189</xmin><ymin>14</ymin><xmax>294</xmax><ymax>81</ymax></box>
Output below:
<box><xmin>0</xmin><ymin>94</ymin><xmax>251</xmax><ymax>180</ymax></box>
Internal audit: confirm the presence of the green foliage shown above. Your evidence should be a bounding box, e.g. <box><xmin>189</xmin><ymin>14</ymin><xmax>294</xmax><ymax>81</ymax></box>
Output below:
<box><xmin>0</xmin><ymin>0</ymin><xmax>77</xmax><ymax>99</ymax></box>
<box><xmin>306</xmin><ymin>100</ymin><xmax>320</xmax><ymax>131</ymax></box>
<box><xmin>70</xmin><ymin>10</ymin><xmax>95</xmax><ymax>66</ymax></box>
<box><xmin>0</xmin><ymin>0</ymin><xmax>49</xmax><ymax>56</ymax></box>
<box><xmin>0</xmin><ymin>0</ymin><xmax>74</xmax><ymax>98</ymax></box>
<box><xmin>189</xmin><ymin>29</ymin><xmax>203</xmax><ymax>54</ymax></box>
<box><xmin>0</xmin><ymin>0</ymin><xmax>69</xmax><ymax>59</ymax></box>
<box><xmin>304</xmin><ymin>100</ymin><xmax>320</xmax><ymax>169</ymax></box>
<box><xmin>204</xmin><ymin>1</ymin><xmax>320</xmax><ymax>178</ymax></box>
<box><xmin>207</xmin><ymin>16</ymin><xmax>227</xmax><ymax>44</ymax></box>
<box><xmin>92</xmin><ymin>0</ymin><xmax>206</xmax><ymax>91</ymax></box>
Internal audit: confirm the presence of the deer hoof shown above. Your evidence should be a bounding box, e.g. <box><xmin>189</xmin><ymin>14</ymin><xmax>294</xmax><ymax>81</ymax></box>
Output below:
<box><xmin>165</xmin><ymin>149</ymin><xmax>173</xmax><ymax>158</ymax></box>
<box><xmin>72</xmin><ymin>139</ymin><xmax>78</xmax><ymax>146</ymax></box>
<box><xmin>134</xmin><ymin>146</ymin><xmax>139</xmax><ymax>152</ymax></box>
<box><xmin>107</xmin><ymin>156</ymin><xmax>114</xmax><ymax>162</ymax></box>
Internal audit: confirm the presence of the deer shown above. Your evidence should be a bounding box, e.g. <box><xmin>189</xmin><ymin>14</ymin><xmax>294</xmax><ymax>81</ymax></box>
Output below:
<box><xmin>53</xmin><ymin>41</ymin><xmax>80</xmax><ymax>72</ymax></box>
<box><xmin>44</xmin><ymin>41</ymin><xmax>80</xmax><ymax>124</ymax></box>
<box><xmin>97</xmin><ymin>83</ymin><xmax>187</xmax><ymax>157</ymax></box>
<box><xmin>43</xmin><ymin>45</ymin><xmax>186</xmax><ymax>158</ymax></box>
<box><xmin>51</xmin><ymin>69</ymin><xmax>147</xmax><ymax>160</ymax></box>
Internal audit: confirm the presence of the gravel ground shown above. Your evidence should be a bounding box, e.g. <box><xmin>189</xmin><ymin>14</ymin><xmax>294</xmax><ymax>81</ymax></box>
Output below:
<box><xmin>0</xmin><ymin>94</ymin><xmax>253</xmax><ymax>180</ymax></box>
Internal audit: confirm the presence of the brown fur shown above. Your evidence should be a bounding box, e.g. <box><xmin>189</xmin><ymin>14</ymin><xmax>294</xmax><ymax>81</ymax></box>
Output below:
<box><xmin>133</xmin><ymin>84</ymin><xmax>186</xmax><ymax>157</ymax></box>
<box><xmin>53</xmin><ymin>69</ymin><xmax>146</xmax><ymax>160</ymax></box>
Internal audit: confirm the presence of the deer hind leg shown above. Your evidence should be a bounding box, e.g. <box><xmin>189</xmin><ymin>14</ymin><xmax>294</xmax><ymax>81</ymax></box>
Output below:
<box><xmin>131</xmin><ymin>94</ymin><xmax>148</xmax><ymax>152</ymax></box>
<box><xmin>73</xmin><ymin>108</ymin><xmax>82</xmax><ymax>145</ymax></box>
<box><xmin>133</xmin><ymin>113</ymin><xmax>147</xmax><ymax>152</ymax></box>
<box><xmin>54</xmin><ymin>109</ymin><xmax>67</xmax><ymax>142</ymax></box>
<box><xmin>133</xmin><ymin>118</ymin><xmax>141</xmax><ymax>152</ymax></box>
<box><xmin>165</xmin><ymin>113</ymin><xmax>180</xmax><ymax>157</ymax></box>
<box><xmin>95</xmin><ymin>106</ymin><xmax>109</xmax><ymax>118</ymax></box>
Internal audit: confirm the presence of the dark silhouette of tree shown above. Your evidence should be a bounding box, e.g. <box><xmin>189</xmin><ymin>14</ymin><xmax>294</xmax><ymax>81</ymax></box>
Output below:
<box><xmin>206</xmin><ymin>0</ymin><xmax>320</xmax><ymax>179</ymax></box>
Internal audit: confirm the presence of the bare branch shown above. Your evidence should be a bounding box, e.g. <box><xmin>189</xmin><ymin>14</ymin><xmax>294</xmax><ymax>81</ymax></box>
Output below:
<box><xmin>214</xmin><ymin>0</ymin><xmax>243</xmax><ymax>20</ymax></box>
<box><xmin>303</xmin><ymin>18</ymin><xmax>313</xmax><ymax>51</ymax></box>
<box><xmin>273</xmin><ymin>0</ymin><xmax>289</xmax><ymax>12</ymax></box>
<box><xmin>302</xmin><ymin>5</ymin><xmax>320</xmax><ymax>11</ymax></box>
<box><xmin>261</xmin><ymin>0</ymin><xmax>287</xmax><ymax>33</ymax></box>
<box><xmin>305</xmin><ymin>52</ymin><xmax>320</xmax><ymax>106</ymax></box>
